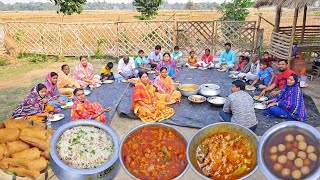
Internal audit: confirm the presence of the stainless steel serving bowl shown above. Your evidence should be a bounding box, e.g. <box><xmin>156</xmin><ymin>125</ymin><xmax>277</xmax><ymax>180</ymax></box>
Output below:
<box><xmin>200</xmin><ymin>84</ymin><xmax>221</xmax><ymax>97</ymax></box>
<box><xmin>187</xmin><ymin>122</ymin><xmax>259</xmax><ymax>180</ymax></box>
<box><xmin>119</xmin><ymin>123</ymin><xmax>189</xmax><ymax>180</ymax></box>
<box><xmin>258</xmin><ymin>121</ymin><xmax>320</xmax><ymax>180</ymax></box>
<box><xmin>50</xmin><ymin>120</ymin><xmax>120</xmax><ymax>180</ymax></box>
<box><xmin>207</xmin><ymin>96</ymin><xmax>226</xmax><ymax>106</ymax></box>
<box><xmin>178</xmin><ymin>84</ymin><xmax>200</xmax><ymax>96</ymax></box>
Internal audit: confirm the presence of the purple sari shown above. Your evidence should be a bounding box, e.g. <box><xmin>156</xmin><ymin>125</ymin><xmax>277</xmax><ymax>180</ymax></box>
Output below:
<box><xmin>12</xmin><ymin>86</ymin><xmax>45</xmax><ymax>118</ymax></box>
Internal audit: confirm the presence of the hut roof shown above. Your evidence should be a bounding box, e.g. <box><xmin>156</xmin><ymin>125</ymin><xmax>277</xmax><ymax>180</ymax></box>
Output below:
<box><xmin>254</xmin><ymin>0</ymin><xmax>317</xmax><ymax>8</ymax></box>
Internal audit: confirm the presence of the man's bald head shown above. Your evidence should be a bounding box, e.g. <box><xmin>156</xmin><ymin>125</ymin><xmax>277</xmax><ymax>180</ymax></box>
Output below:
<box><xmin>123</xmin><ymin>56</ymin><xmax>129</xmax><ymax>63</ymax></box>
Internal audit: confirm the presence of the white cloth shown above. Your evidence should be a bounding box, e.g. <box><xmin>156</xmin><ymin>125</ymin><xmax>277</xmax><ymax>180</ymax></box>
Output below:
<box><xmin>117</xmin><ymin>57</ymin><xmax>136</xmax><ymax>74</ymax></box>
<box><xmin>215</xmin><ymin>63</ymin><xmax>235</xmax><ymax>69</ymax></box>
<box><xmin>197</xmin><ymin>61</ymin><xmax>215</xmax><ymax>68</ymax></box>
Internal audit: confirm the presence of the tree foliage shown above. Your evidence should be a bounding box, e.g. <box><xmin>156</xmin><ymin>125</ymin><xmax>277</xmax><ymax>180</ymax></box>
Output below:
<box><xmin>216</xmin><ymin>0</ymin><xmax>253</xmax><ymax>21</ymax></box>
<box><xmin>51</xmin><ymin>0</ymin><xmax>87</xmax><ymax>16</ymax></box>
<box><xmin>185</xmin><ymin>0</ymin><xmax>195</xmax><ymax>10</ymax></box>
<box><xmin>133</xmin><ymin>0</ymin><xmax>163</xmax><ymax>20</ymax></box>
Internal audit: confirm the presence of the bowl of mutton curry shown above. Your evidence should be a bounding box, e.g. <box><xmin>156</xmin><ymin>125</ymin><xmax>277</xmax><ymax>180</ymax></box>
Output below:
<box><xmin>119</xmin><ymin>123</ymin><xmax>189</xmax><ymax>180</ymax></box>
<box><xmin>187</xmin><ymin>122</ymin><xmax>258</xmax><ymax>180</ymax></box>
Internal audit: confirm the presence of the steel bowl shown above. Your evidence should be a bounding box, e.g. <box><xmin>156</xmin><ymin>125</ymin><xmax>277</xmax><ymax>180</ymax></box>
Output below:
<box><xmin>173</xmin><ymin>82</ymin><xmax>181</xmax><ymax>90</ymax></box>
<box><xmin>258</xmin><ymin>121</ymin><xmax>320</xmax><ymax>180</ymax></box>
<box><xmin>207</xmin><ymin>96</ymin><xmax>226</xmax><ymax>106</ymax></box>
<box><xmin>178</xmin><ymin>84</ymin><xmax>200</xmax><ymax>96</ymax></box>
<box><xmin>187</xmin><ymin>122</ymin><xmax>259</xmax><ymax>180</ymax></box>
<box><xmin>188</xmin><ymin>95</ymin><xmax>206</xmax><ymax>103</ymax></box>
<box><xmin>200</xmin><ymin>84</ymin><xmax>221</xmax><ymax>97</ymax></box>
<box><xmin>119</xmin><ymin>123</ymin><xmax>189</xmax><ymax>180</ymax></box>
<box><xmin>50</xmin><ymin>120</ymin><xmax>120</xmax><ymax>180</ymax></box>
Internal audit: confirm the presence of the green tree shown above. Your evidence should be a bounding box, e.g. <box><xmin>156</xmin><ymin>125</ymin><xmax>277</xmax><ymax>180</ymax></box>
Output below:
<box><xmin>51</xmin><ymin>0</ymin><xmax>87</xmax><ymax>16</ymax></box>
<box><xmin>216</xmin><ymin>0</ymin><xmax>253</xmax><ymax>21</ymax></box>
<box><xmin>133</xmin><ymin>0</ymin><xmax>163</xmax><ymax>20</ymax></box>
<box><xmin>185</xmin><ymin>0</ymin><xmax>195</xmax><ymax>10</ymax></box>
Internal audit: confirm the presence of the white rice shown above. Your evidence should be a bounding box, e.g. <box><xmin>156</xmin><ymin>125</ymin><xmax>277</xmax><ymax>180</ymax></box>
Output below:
<box><xmin>56</xmin><ymin>126</ymin><xmax>114</xmax><ymax>169</ymax></box>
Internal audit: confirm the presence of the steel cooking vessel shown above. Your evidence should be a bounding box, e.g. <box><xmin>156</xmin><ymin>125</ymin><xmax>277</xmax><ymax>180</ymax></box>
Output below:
<box><xmin>199</xmin><ymin>84</ymin><xmax>221</xmax><ymax>97</ymax></box>
<box><xmin>178</xmin><ymin>84</ymin><xmax>200</xmax><ymax>96</ymax></box>
<box><xmin>50</xmin><ymin>120</ymin><xmax>120</xmax><ymax>180</ymax></box>
<box><xmin>187</xmin><ymin>122</ymin><xmax>259</xmax><ymax>180</ymax></box>
<box><xmin>119</xmin><ymin>123</ymin><xmax>189</xmax><ymax>179</ymax></box>
<box><xmin>258</xmin><ymin>121</ymin><xmax>320</xmax><ymax>180</ymax></box>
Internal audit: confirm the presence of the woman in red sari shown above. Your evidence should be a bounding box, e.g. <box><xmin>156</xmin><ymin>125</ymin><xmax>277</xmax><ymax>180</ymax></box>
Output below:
<box><xmin>71</xmin><ymin>88</ymin><xmax>110</xmax><ymax>123</ymax></box>
<box><xmin>131</xmin><ymin>72</ymin><xmax>175</xmax><ymax>122</ymax></box>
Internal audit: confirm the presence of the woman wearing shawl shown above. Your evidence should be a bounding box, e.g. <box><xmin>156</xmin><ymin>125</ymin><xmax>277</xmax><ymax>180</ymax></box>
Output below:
<box><xmin>12</xmin><ymin>83</ymin><xmax>54</xmax><ymax>122</ymax></box>
<box><xmin>154</xmin><ymin>67</ymin><xmax>181</xmax><ymax>105</ymax></box>
<box><xmin>263</xmin><ymin>73</ymin><xmax>307</xmax><ymax>121</ymax></box>
<box><xmin>44</xmin><ymin>72</ymin><xmax>69</xmax><ymax>110</ymax></box>
<box><xmin>198</xmin><ymin>49</ymin><xmax>214</xmax><ymax>68</ymax></box>
<box><xmin>58</xmin><ymin>64</ymin><xmax>80</xmax><ymax>98</ymax></box>
<box><xmin>131</xmin><ymin>72</ymin><xmax>175</xmax><ymax>122</ymax></box>
<box><xmin>71</xmin><ymin>88</ymin><xmax>110</xmax><ymax>123</ymax></box>
<box><xmin>156</xmin><ymin>52</ymin><xmax>179</xmax><ymax>79</ymax></box>
<box><xmin>73</xmin><ymin>56</ymin><xmax>101</xmax><ymax>88</ymax></box>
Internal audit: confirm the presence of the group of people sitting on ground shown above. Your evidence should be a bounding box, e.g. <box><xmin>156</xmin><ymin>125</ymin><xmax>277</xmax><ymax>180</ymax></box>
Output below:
<box><xmin>10</xmin><ymin>43</ymin><xmax>308</xmax><ymax>130</ymax></box>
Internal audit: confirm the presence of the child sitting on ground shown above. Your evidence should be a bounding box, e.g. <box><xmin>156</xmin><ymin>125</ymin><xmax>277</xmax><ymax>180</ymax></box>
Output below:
<box><xmin>172</xmin><ymin>46</ymin><xmax>183</xmax><ymax>65</ymax></box>
<box><xmin>235</xmin><ymin>55</ymin><xmax>245</xmax><ymax>71</ymax></box>
<box><xmin>186</xmin><ymin>50</ymin><xmax>197</xmax><ymax>67</ymax></box>
<box><xmin>262</xmin><ymin>52</ymin><xmax>277</xmax><ymax>68</ymax></box>
<box><xmin>100</xmin><ymin>62</ymin><xmax>114</xmax><ymax>81</ymax></box>
<box><xmin>249</xmin><ymin>60</ymin><xmax>276</xmax><ymax>89</ymax></box>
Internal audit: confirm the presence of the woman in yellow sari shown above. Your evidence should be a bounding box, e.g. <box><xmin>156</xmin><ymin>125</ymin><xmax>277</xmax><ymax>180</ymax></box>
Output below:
<box><xmin>131</xmin><ymin>72</ymin><xmax>175</xmax><ymax>122</ymax></box>
<box><xmin>154</xmin><ymin>67</ymin><xmax>181</xmax><ymax>104</ymax></box>
<box><xmin>58</xmin><ymin>64</ymin><xmax>81</xmax><ymax>98</ymax></box>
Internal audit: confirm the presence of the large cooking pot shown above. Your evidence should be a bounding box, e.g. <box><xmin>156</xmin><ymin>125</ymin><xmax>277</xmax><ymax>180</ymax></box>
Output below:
<box><xmin>187</xmin><ymin>122</ymin><xmax>259</xmax><ymax>180</ymax></box>
<box><xmin>119</xmin><ymin>123</ymin><xmax>189</xmax><ymax>179</ymax></box>
<box><xmin>50</xmin><ymin>120</ymin><xmax>120</xmax><ymax>180</ymax></box>
<box><xmin>258</xmin><ymin>121</ymin><xmax>320</xmax><ymax>180</ymax></box>
<box><xmin>199</xmin><ymin>84</ymin><xmax>221</xmax><ymax>97</ymax></box>
<box><xmin>178</xmin><ymin>84</ymin><xmax>200</xmax><ymax>96</ymax></box>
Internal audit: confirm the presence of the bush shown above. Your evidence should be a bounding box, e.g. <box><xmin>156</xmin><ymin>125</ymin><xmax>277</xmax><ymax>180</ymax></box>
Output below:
<box><xmin>0</xmin><ymin>59</ymin><xmax>7</xmax><ymax>66</ymax></box>
<box><xmin>25</xmin><ymin>54</ymin><xmax>47</xmax><ymax>63</ymax></box>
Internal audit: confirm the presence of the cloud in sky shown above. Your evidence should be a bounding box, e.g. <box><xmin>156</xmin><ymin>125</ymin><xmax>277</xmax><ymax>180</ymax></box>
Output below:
<box><xmin>3</xmin><ymin>0</ymin><xmax>228</xmax><ymax>4</ymax></box>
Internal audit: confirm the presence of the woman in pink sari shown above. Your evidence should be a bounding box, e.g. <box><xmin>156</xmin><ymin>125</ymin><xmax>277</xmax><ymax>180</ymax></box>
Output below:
<box><xmin>73</xmin><ymin>56</ymin><xmax>101</xmax><ymax>88</ymax></box>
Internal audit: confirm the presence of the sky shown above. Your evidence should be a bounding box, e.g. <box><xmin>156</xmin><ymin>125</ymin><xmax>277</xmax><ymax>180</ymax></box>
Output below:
<box><xmin>2</xmin><ymin>0</ymin><xmax>228</xmax><ymax>4</ymax></box>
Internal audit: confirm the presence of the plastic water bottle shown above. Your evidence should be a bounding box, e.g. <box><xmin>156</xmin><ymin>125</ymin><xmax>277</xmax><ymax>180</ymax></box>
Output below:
<box><xmin>46</xmin><ymin>118</ymin><xmax>51</xmax><ymax>128</ymax></box>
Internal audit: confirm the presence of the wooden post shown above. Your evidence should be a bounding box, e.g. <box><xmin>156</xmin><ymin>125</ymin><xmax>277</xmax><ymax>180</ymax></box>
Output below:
<box><xmin>254</xmin><ymin>14</ymin><xmax>262</xmax><ymax>51</ymax></box>
<box><xmin>58</xmin><ymin>24</ymin><xmax>62</xmax><ymax>56</ymax></box>
<box><xmin>300</xmin><ymin>5</ymin><xmax>307</xmax><ymax>43</ymax></box>
<box><xmin>287</xmin><ymin>8</ymin><xmax>299</xmax><ymax>65</ymax></box>
<box><xmin>173</xmin><ymin>20</ymin><xmax>177</xmax><ymax>46</ymax></box>
<box><xmin>116</xmin><ymin>22</ymin><xmax>119</xmax><ymax>60</ymax></box>
<box><xmin>274</xmin><ymin>5</ymin><xmax>282</xmax><ymax>32</ymax></box>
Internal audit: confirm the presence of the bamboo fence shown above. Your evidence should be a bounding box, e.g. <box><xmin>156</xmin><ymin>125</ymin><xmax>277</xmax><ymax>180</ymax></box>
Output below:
<box><xmin>2</xmin><ymin>20</ymin><xmax>257</xmax><ymax>57</ymax></box>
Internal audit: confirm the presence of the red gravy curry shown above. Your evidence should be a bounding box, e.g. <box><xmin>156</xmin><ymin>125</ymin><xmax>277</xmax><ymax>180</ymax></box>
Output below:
<box><xmin>121</xmin><ymin>126</ymin><xmax>187</xmax><ymax>180</ymax></box>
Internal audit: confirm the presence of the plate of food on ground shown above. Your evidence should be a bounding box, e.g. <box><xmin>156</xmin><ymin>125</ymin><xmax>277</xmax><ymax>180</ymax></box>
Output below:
<box><xmin>102</xmin><ymin>80</ymin><xmax>114</xmax><ymax>84</ymax></box>
<box><xmin>188</xmin><ymin>66</ymin><xmax>197</xmax><ymax>69</ymax></box>
<box><xmin>129</xmin><ymin>78</ymin><xmax>139</xmax><ymax>85</ymax></box>
<box><xmin>253</xmin><ymin>95</ymin><xmax>268</xmax><ymax>102</ymax></box>
<box><xmin>245</xmin><ymin>85</ymin><xmax>256</xmax><ymax>91</ymax></box>
<box><xmin>121</xmin><ymin>79</ymin><xmax>129</xmax><ymax>83</ymax></box>
<box><xmin>198</xmin><ymin>67</ymin><xmax>208</xmax><ymax>70</ymax></box>
<box><xmin>217</xmin><ymin>68</ymin><xmax>227</xmax><ymax>72</ymax></box>
<box><xmin>84</xmin><ymin>89</ymin><xmax>91</xmax><ymax>96</ymax></box>
<box><xmin>188</xmin><ymin>95</ymin><xmax>206</xmax><ymax>103</ymax></box>
<box><xmin>300</xmin><ymin>81</ymin><xmax>309</xmax><ymax>88</ymax></box>
<box><xmin>89</xmin><ymin>83</ymin><xmax>101</xmax><ymax>89</ymax></box>
<box><xmin>229</xmin><ymin>74</ymin><xmax>239</xmax><ymax>79</ymax></box>
<box><xmin>229</xmin><ymin>70</ymin><xmax>240</xmax><ymax>75</ymax></box>
<box><xmin>61</xmin><ymin>101</ymin><xmax>74</xmax><ymax>109</ymax></box>
<box><xmin>254</xmin><ymin>103</ymin><xmax>267</xmax><ymax>110</ymax></box>
<box><xmin>147</xmin><ymin>70</ymin><xmax>155</xmax><ymax>74</ymax></box>
<box><xmin>50</xmin><ymin>113</ymin><xmax>65</xmax><ymax>122</ymax></box>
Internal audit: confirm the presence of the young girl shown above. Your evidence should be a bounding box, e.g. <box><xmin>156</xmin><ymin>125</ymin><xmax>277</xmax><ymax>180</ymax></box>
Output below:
<box><xmin>186</xmin><ymin>50</ymin><xmax>197</xmax><ymax>67</ymax></box>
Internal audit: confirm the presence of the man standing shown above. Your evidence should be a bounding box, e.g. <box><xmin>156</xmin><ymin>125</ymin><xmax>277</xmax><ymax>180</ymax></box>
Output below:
<box><xmin>215</xmin><ymin>42</ymin><xmax>236</xmax><ymax>70</ymax></box>
<box><xmin>260</xmin><ymin>59</ymin><xmax>295</xmax><ymax>97</ymax></box>
<box><xmin>147</xmin><ymin>45</ymin><xmax>163</xmax><ymax>68</ymax></box>
<box><xmin>219</xmin><ymin>80</ymin><xmax>258</xmax><ymax>131</ymax></box>
<box><xmin>115</xmin><ymin>56</ymin><xmax>139</xmax><ymax>81</ymax></box>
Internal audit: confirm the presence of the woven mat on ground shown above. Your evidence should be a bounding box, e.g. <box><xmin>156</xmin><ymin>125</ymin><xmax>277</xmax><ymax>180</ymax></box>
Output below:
<box><xmin>117</xmin><ymin>67</ymin><xmax>320</xmax><ymax>136</ymax></box>
<box><xmin>51</xmin><ymin>82</ymin><xmax>129</xmax><ymax>130</ymax></box>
